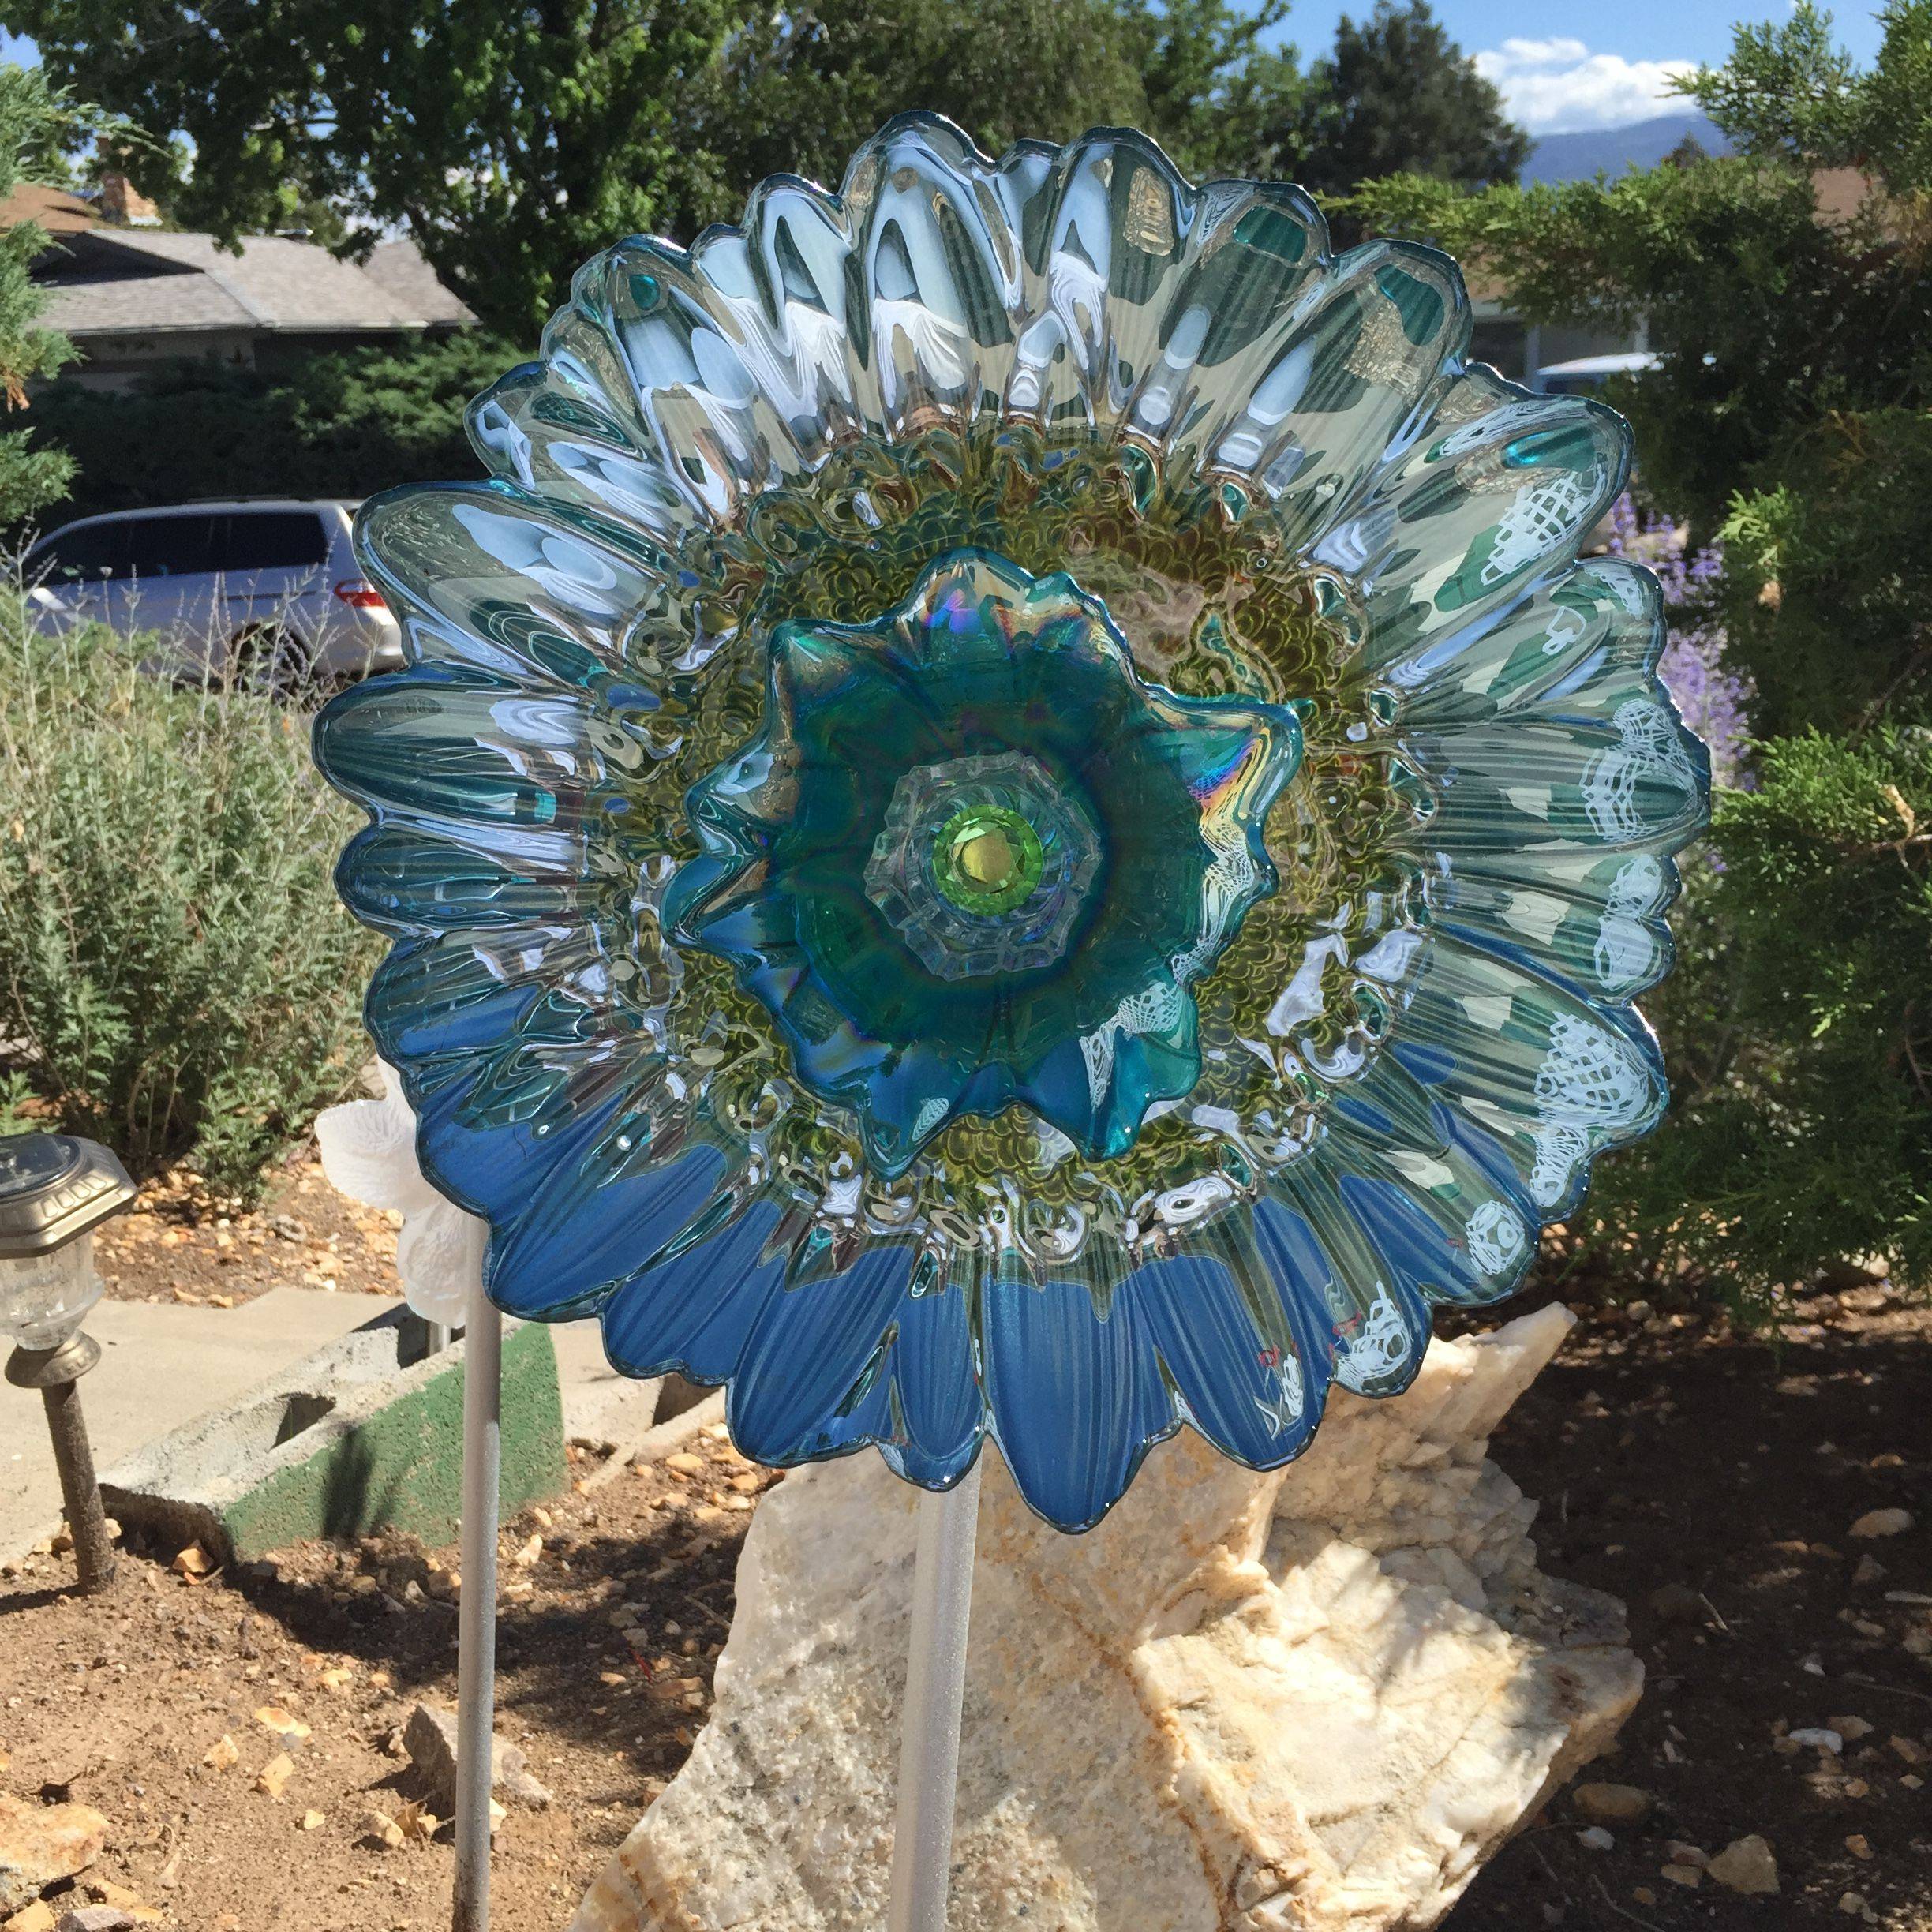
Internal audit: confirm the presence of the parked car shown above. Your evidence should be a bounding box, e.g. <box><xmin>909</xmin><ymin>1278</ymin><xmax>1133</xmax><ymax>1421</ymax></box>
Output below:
<box><xmin>22</xmin><ymin>499</ymin><xmax>402</xmax><ymax>690</ymax></box>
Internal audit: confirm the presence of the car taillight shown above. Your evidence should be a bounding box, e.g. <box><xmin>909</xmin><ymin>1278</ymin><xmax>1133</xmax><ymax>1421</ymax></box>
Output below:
<box><xmin>333</xmin><ymin>578</ymin><xmax>388</xmax><ymax>610</ymax></box>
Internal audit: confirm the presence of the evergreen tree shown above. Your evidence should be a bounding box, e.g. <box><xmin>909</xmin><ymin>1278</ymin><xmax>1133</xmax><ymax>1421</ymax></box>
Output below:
<box><xmin>1265</xmin><ymin>1</ymin><xmax>1527</xmax><ymax>197</ymax></box>
<box><xmin>0</xmin><ymin>65</ymin><xmax>99</xmax><ymax>524</ymax></box>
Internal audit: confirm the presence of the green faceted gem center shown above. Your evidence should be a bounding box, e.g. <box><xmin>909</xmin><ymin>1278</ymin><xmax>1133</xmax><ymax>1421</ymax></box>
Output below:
<box><xmin>932</xmin><ymin>805</ymin><xmax>1044</xmax><ymax>914</ymax></box>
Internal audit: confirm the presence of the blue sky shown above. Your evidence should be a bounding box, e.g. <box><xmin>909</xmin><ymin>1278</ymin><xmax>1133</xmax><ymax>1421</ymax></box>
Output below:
<box><xmin>1</xmin><ymin>4</ymin><xmax>1892</xmax><ymax>137</ymax></box>
<box><xmin>1276</xmin><ymin>0</ymin><xmax>1887</xmax><ymax>131</ymax></box>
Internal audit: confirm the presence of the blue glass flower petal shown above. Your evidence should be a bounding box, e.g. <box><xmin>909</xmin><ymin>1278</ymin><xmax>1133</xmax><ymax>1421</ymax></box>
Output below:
<box><xmin>1133</xmin><ymin>1242</ymin><xmax>1331</xmax><ymax>1467</ymax></box>
<box><xmin>980</xmin><ymin>1273</ymin><xmax>1177</xmax><ymax>1533</ymax></box>
<box><xmin>727</xmin><ymin>1247</ymin><xmax>915</xmax><ymax>1465</ymax></box>
<box><xmin>1392</xmin><ymin>934</ymin><xmax>1670</xmax><ymax>1218</ymax></box>
<box><xmin>599</xmin><ymin>1193</ymin><xmax>795</xmax><ymax>1383</ymax></box>
<box><xmin>1216</xmin><ymin>242</ymin><xmax>1470</xmax><ymax>529</ymax></box>
<box><xmin>877</xmin><ymin>1281</ymin><xmax>983</xmax><ymax>1489</ymax></box>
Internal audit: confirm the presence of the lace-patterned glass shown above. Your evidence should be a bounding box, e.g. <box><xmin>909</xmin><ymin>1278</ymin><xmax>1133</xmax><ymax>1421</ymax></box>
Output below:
<box><xmin>313</xmin><ymin>115</ymin><xmax>1709</xmax><ymax>1532</ymax></box>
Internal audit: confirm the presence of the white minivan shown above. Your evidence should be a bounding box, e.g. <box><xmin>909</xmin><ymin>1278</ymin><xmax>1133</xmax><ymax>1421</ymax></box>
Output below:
<box><xmin>23</xmin><ymin>498</ymin><xmax>403</xmax><ymax>690</ymax></box>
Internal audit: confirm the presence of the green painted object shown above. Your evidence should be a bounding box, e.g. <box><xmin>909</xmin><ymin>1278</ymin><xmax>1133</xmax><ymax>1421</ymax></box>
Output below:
<box><xmin>223</xmin><ymin>1320</ymin><xmax>566</xmax><ymax>1559</ymax></box>
<box><xmin>100</xmin><ymin>1313</ymin><xmax>569</xmax><ymax>1562</ymax></box>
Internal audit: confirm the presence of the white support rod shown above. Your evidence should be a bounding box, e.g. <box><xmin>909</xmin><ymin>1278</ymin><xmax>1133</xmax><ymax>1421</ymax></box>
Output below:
<box><xmin>451</xmin><ymin>1296</ymin><xmax>503</xmax><ymax>1932</ymax></box>
<box><xmin>886</xmin><ymin>1457</ymin><xmax>983</xmax><ymax>1932</ymax></box>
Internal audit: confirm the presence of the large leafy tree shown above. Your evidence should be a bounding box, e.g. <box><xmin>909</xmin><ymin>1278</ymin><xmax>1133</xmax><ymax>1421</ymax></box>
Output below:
<box><xmin>9</xmin><ymin>0</ymin><xmax>740</xmax><ymax>339</ymax></box>
<box><xmin>695</xmin><ymin>0</ymin><xmax>1152</xmax><ymax>200</ymax></box>
<box><xmin>1346</xmin><ymin>2</ymin><xmax>1932</xmax><ymax>1305</ymax></box>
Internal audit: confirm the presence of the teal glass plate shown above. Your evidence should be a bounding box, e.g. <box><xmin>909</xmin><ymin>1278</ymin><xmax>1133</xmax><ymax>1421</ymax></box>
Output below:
<box><xmin>313</xmin><ymin>114</ymin><xmax>1709</xmax><ymax>1532</ymax></box>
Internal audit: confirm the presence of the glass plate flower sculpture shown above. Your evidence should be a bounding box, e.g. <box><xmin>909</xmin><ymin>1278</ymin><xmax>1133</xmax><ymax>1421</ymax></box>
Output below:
<box><xmin>314</xmin><ymin>116</ymin><xmax>1709</xmax><ymax>1533</ymax></box>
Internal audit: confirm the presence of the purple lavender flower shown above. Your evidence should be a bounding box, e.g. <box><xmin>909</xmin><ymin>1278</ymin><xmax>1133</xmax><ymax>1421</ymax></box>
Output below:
<box><xmin>1606</xmin><ymin>492</ymin><xmax>1754</xmax><ymax>788</ymax></box>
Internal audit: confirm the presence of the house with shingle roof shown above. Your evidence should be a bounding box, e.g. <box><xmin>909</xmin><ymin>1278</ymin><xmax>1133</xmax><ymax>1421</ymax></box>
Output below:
<box><xmin>13</xmin><ymin>184</ymin><xmax>474</xmax><ymax>391</ymax></box>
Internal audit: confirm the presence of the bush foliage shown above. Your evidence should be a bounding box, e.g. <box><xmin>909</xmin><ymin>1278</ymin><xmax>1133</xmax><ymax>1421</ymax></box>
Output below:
<box><xmin>0</xmin><ymin>605</ymin><xmax>380</xmax><ymax>1198</ymax></box>
<box><xmin>26</xmin><ymin>332</ymin><xmax>515</xmax><ymax>530</ymax></box>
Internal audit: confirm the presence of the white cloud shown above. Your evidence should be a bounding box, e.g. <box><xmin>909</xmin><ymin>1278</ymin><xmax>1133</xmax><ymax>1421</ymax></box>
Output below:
<box><xmin>1475</xmin><ymin>38</ymin><xmax>1696</xmax><ymax>134</ymax></box>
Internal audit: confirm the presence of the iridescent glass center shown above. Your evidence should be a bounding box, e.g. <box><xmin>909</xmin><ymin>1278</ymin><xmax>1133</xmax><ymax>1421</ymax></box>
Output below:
<box><xmin>666</xmin><ymin>548</ymin><xmax>1304</xmax><ymax>1177</ymax></box>
<box><xmin>866</xmin><ymin>750</ymin><xmax>1103</xmax><ymax>982</ymax></box>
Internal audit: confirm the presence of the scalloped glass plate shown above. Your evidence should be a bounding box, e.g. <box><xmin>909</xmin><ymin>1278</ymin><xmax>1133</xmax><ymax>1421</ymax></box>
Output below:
<box><xmin>313</xmin><ymin>114</ymin><xmax>1709</xmax><ymax>1533</ymax></box>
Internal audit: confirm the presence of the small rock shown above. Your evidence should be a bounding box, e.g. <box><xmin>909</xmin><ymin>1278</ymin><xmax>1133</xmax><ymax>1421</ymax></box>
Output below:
<box><xmin>1659</xmin><ymin>1864</ymin><xmax>1703</xmax><ymax>1889</ymax></box>
<box><xmin>6</xmin><ymin>1903</ymin><xmax>57</xmax><ymax>1932</ymax></box>
<box><xmin>1890</xmin><ymin>1735</ymin><xmax>1928</xmax><ymax>1765</ymax></box>
<box><xmin>255</xmin><ymin>1752</ymin><xmax>294</xmax><ymax>1799</ymax></box>
<box><xmin>170</xmin><ymin>1542</ymin><xmax>214</xmax><ymax>1578</ymax></box>
<box><xmin>402</xmin><ymin>1702</ymin><xmax>552</xmax><ymax>1814</ymax></box>
<box><xmin>1571</xmin><ymin>1783</ymin><xmax>1652</xmax><ymax>1825</ymax></box>
<box><xmin>1840</xmin><ymin>1893</ymin><xmax>1872</xmax><ymax>1918</ymax></box>
<box><xmin>1832</xmin><ymin>1715</ymin><xmax>1875</xmax><ymax>1741</ymax></box>
<box><xmin>1576</xmin><ymin>1827</ymin><xmax>1615</xmax><ymax>1852</ymax></box>
<box><xmin>254</xmin><ymin>1705</ymin><xmax>311</xmax><ymax>1743</ymax></box>
<box><xmin>665</xmin><ymin>1452</ymin><xmax>706</xmax><ymax>1477</ymax></box>
<box><xmin>1789</xmin><ymin>1728</ymin><xmax>1844</xmax><ymax>1754</ymax></box>
<box><xmin>1664</xmin><ymin>1841</ymin><xmax>1709</xmax><ymax>1868</ymax></box>
<box><xmin>1648</xmin><ymin>1582</ymin><xmax>1706</xmax><ymax>1625</ymax></box>
<box><xmin>1844</xmin><ymin>1833</ymin><xmax>1872</xmax><ymax>1861</ymax></box>
<box><xmin>53</xmin><ymin>1909</ymin><xmax>131</xmax><ymax>1932</ymax></box>
<box><xmin>360</xmin><ymin>1807</ymin><xmax>406</xmax><ymax>1851</ymax></box>
<box><xmin>503</xmin><ymin>1769</ymin><xmax>554</xmax><ymax>1810</ymax></box>
<box><xmin>1852</xmin><ymin>1554</ymin><xmax>1887</xmax><ymax>1587</ymax></box>
<box><xmin>1709</xmin><ymin>1834</ymin><xmax>1779</xmax><ymax>1895</ymax></box>
<box><xmin>203</xmin><ymin>1733</ymin><xmax>240</xmax><ymax>1771</ymax></box>
<box><xmin>0</xmin><ymin>1794</ymin><xmax>110</xmax><ymax>1914</ymax></box>
<box><xmin>298</xmin><ymin>1810</ymin><xmax>326</xmax><ymax>1832</ymax></box>
<box><xmin>1849</xmin><ymin>1508</ymin><xmax>1913</xmax><ymax>1540</ymax></box>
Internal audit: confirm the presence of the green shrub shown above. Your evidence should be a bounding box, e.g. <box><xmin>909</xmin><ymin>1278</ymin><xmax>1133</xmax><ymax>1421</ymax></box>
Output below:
<box><xmin>0</xmin><ymin>598</ymin><xmax>380</xmax><ymax>1198</ymax></box>
<box><xmin>23</xmin><ymin>331</ymin><xmax>511</xmax><ymax>531</ymax></box>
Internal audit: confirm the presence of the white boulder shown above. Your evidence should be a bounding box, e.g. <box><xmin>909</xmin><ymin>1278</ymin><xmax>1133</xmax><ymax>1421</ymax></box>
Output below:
<box><xmin>575</xmin><ymin>1303</ymin><xmax>1638</xmax><ymax>1932</ymax></box>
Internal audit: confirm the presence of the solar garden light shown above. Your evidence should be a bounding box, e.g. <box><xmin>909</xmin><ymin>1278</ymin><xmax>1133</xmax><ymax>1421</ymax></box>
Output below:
<box><xmin>0</xmin><ymin>1133</ymin><xmax>137</xmax><ymax>1594</ymax></box>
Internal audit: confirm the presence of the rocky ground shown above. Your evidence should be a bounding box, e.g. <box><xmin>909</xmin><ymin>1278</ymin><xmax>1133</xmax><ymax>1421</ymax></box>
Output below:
<box><xmin>0</xmin><ymin>1158</ymin><xmax>1926</xmax><ymax>1930</ymax></box>
<box><xmin>0</xmin><ymin>1424</ymin><xmax>770</xmax><ymax>1932</ymax></box>
<box><xmin>90</xmin><ymin>1147</ymin><xmax>403</xmax><ymax>1310</ymax></box>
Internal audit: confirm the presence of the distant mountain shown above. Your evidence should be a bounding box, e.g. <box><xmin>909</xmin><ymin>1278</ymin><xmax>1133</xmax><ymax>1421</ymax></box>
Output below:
<box><xmin>1523</xmin><ymin>113</ymin><xmax>1732</xmax><ymax>185</ymax></box>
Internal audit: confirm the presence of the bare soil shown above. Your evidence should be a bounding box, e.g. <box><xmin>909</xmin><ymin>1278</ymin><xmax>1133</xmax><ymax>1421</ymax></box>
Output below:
<box><xmin>93</xmin><ymin>1144</ymin><xmax>404</xmax><ymax>1310</ymax></box>
<box><xmin>0</xmin><ymin>1426</ymin><xmax>771</xmax><ymax>1932</ymax></box>
<box><xmin>0</xmin><ymin>1227</ymin><xmax>1926</xmax><ymax>1930</ymax></box>
<box><xmin>1463</xmin><ymin>1283</ymin><xmax>1932</xmax><ymax>1930</ymax></box>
